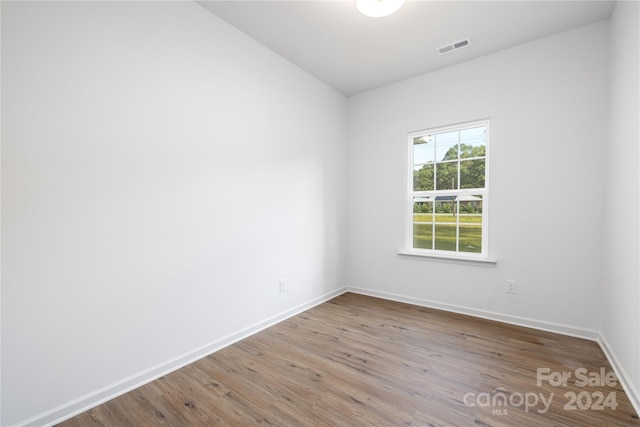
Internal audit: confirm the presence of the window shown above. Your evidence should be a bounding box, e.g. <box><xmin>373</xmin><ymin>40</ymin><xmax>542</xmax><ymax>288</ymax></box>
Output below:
<box><xmin>406</xmin><ymin>120</ymin><xmax>489</xmax><ymax>259</ymax></box>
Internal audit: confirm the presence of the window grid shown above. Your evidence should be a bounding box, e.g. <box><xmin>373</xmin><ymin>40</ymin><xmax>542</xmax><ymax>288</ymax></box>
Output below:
<box><xmin>408</xmin><ymin>120</ymin><xmax>489</xmax><ymax>257</ymax></box>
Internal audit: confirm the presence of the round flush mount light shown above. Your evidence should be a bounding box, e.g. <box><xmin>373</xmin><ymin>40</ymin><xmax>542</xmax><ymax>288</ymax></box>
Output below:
<box><xmin>355</xmin><ymin>0</ymin><xmax>406</xmax><ymax>17</ymax></box>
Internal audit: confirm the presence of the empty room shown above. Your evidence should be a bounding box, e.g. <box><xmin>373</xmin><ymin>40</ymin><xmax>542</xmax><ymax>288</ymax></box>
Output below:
<box><xmin>1</xmin><ymin>0</ymin><xmax>639</xmax><ymax>426</ymax></box>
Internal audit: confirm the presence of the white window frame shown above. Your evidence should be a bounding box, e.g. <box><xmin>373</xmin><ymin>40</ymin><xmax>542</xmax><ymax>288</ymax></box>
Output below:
<box><xmin>402</xmin><ymin>119</ymin><xmax>493</xmax><ymax>263</ymax></box>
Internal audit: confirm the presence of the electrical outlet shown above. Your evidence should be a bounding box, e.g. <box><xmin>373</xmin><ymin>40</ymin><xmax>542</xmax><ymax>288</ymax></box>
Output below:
<box><xmin>506</xmin><ymin>280</ymin><xmax>517</xmax><ymax>294</ymax></box>
<box><xmin>279</xmin><ymin>279</ymin><xmax>287</xmax><ymax>293</ymax></box>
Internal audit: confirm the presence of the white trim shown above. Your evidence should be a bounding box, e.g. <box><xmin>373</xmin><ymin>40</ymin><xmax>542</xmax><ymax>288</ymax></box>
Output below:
<box><xmin>598</xmin><ymin>333</ymin><xmax>640</xmax><ymax>417</ymax></box>
<box><xmin>398</xmin><ymin>250</ymin><xmax>496</xmax><ymax>265</ymax></box>
<box><xmin>409</xmin><ymin>119</ymin><xmax>490</xmax><ymax>138</ymax></box>
<box><xmin>346</xmin><ymin>286</ymin><xmax>599</xmax><ymax>341</ymax></box>
<box><xmin>407</xmin><ymin>119</ymin><xmax>490</xmax><ymax>256</ymax></box>
<box><xmin>13</xmin><ymin>288</ymin><xmax>347</xmax><ymax>427</ymax></box>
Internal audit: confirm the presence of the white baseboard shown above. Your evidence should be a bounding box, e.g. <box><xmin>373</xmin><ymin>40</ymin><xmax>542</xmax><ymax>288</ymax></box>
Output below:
<box><xmin>347</xmin><ymin>286</ymin><xmax>600</xmax><ymax>341</ymax></box>
<box><xmin>598</xmin><ymin>333</ymin><xmax>640</xmax><ymax>417</ymax></box>
<box><xmin>15</xmin><ymin>288</ymin><xmax>347</xmax><ymax>427</ymax></box>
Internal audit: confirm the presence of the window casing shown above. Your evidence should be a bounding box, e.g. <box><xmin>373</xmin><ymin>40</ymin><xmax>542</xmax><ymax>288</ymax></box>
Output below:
<box><xmin>406</xmin><ymin>120</ymin><xmax>489</xmax><ymax>259</ymax></box>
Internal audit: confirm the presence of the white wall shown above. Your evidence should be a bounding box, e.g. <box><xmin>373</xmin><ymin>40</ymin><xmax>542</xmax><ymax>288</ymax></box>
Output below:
<box><xmin>602</xmin><ymin>0</ymin><xmax>640</xmax><ymax>407</ymax></box>
<box><xmin>346</xmin><ymin>21</ymin><xmax>610</xmax><ymax>335</ymax></box>
<box><xmin>1</xmin><ymin>2</ymin><xmax>347</xmax><ymax>425</ymax></box>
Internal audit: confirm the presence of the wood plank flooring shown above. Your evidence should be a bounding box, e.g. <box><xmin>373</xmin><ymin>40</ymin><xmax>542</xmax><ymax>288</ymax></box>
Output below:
<box><xmin>58</xmin><ymin>293</ymin><xmax>640</xmax><ymax>426</ymax></box>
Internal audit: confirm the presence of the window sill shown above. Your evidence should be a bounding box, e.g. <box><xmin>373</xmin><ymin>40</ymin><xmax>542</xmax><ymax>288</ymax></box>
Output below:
<box><xmin>397</xmin><ymin>250</ymin><xmax>497</xmax><ymax>266</ymax></box>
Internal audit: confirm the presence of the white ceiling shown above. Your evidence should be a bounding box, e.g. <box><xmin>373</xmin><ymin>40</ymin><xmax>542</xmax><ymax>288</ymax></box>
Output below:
<box><xmin>197</xmin><ymin>1</ymin><xmax>616</xmax><ymax>96</ymax></box>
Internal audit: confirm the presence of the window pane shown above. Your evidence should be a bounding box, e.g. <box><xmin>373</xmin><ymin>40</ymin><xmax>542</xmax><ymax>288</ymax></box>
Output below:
<box><xmin>413</xmin><ymin>135</ymin><xmax>434</xmax><ymax>191</ymax></box>
<box><xmin>458</xmin><ymin>196</ymin><xmax>483</xmax><ymax>219</ymax></box>
<box><xmin>460</xmin><ymin>158</ymin><xmax>485</xmax><ymax>189</ymax></box>
<box><xmin>435</xmin><ymin>131</ymin><xmax>458</xmax><ymax>161</ymax></box>
<box><xmin>460</xmin><ymin>126</ymin><xmax>487</xmax><ymax>159</ymax></box>
<box><xmin>435</xmin><ymin>161</ymin><xmax>458</xmax><ymax>190</ymax></box>
<box><xmin>413</xmin><ymin>223</ymin><xmax>433</xmax><ymax>249</ymax></box>
<box><xmin>413</xmin><ymin>198</ymin><xmax>434</xmax><ymax>215</ymax></box>
<box><xmin>413</xmin><ymin>199</ymin><xmax>434</xmax><ymax>249</ymax></box>
<box><xmin>459</xmin><ymin>224</ymin><xmax>482</xmax><ymax>253</ymax></box>
<box><xmin>414</xmin><ymin>163</ymin><xmax>434</xmax><ymax>191</ymax></box>
<box><xmin>434</xmin><ymin>198</ymin><xmax>456</xmax><ymax>222</ymax></box>
<box><xmin>434</xmin><ymin>224</ymin><xmax>457</xmax><ymax>251</ymax></box>
<box><xmin>413</xmin><ymin>135</ymin><xmax>434</xmax><ymax>164</ymax></box>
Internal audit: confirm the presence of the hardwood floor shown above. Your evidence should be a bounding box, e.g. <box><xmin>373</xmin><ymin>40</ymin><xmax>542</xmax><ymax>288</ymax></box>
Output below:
<box><xmin>58</xmin><ymin>293</ymin><xmax>640</xmax><ymax>426</ymax></box>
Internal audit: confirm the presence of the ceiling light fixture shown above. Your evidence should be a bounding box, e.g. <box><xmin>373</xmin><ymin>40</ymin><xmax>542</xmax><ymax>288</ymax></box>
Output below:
<box><xmin>355</xmin><ymin>0</ymin><xmax>406</xmax><ymax>18</ymax></box>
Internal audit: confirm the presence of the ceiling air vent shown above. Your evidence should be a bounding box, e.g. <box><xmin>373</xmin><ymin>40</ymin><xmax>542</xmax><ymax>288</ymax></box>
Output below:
<box><xmin>437</xmin><ymin>37</ymin><xmax>472</xmax><ymax>56</ymax></box>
